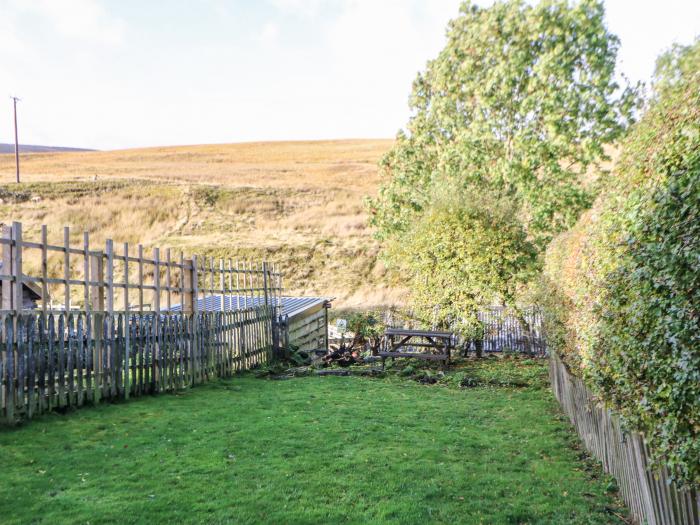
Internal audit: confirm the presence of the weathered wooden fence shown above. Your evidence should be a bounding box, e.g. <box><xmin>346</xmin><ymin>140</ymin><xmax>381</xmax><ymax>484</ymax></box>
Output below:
<box><xmin>0</xmin><ymin>221</ymin><xmax>283</xmax><ymax>315</ymax></box>
<box><xmin>0</xmin><ymin>220</ymin><xmax>286</xmax><ymax>423</ymax></box>
<box><xmin>1</xmin><ymin>308</ymin><xmax>275</xmax><ymax>423</ymax></box>
<box><xmin>550</xmin><ymin>353</ymin><xmax>700</xmax><ymax>525</ymax></box>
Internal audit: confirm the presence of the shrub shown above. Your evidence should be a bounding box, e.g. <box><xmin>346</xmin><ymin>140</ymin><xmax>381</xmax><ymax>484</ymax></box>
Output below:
<box><xmin>385</xmin><ymin>187</ymin><xmax>538</xmax><ymax>337</ymax></box>
<box><xmin>347</xmin><ymin>311</ymin><xmax>385</xmax><ymax>354</ymax></box>
<box><xmin>542</xmin><ymin>39</ymin><xmax>700</xmax><ymax>486</ymax></box>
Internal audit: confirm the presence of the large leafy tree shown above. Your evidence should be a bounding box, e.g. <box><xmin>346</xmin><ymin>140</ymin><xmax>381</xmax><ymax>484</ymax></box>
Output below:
<box><xmin>369</xmin><ymin>0</ymin><xmax>636</xmax><ymax>251</ymax></box>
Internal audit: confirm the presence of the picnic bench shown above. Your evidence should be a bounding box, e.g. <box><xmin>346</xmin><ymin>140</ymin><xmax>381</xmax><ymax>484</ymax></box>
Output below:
<box><xmin>379</xmin><ymin>328</ymin><xmax>455</xmax><ymax>368</ymax></box>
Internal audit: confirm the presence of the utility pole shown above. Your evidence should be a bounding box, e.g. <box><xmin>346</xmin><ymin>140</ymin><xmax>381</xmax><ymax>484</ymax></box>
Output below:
<box><xmin>11</xmin><ymin>96</ymin><xmax>20</xmax><ymax>183</ymax></box>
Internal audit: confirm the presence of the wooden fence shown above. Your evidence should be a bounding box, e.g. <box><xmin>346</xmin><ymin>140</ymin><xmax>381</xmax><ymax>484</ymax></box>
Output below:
<box><xmin>550</xmin><ymin>353</ymin><xmax>700</xmax><ymax>525</ymax></box>
<box><xmin>478</xmin><ymin>306</ymin><xmax>545</xmax><ymax>355</ymax></box>
<box><xmin>0</xmin><ymin>221</ymin><xmax>283</xmax><ymax>315</ymax></box>
<box><xmin>0</xmin><ymin>220</ymin><xmax>286</xmax><ymax>423</ymax></box>
<box><xmin>1</xmin><ymin>308</ymin><xmax>276</xmax><ymax>423</ymax></box>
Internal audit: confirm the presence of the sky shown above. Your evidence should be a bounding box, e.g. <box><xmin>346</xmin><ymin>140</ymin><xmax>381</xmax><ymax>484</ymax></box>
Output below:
<box><xmin>0</xmin><ymin>0</ymin><xmax>698</xmax><ymax>150</ymax></box>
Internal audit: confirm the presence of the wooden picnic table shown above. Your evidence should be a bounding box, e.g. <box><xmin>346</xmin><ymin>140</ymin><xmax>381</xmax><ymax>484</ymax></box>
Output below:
<box><xmin>379</xmin><ymin>328</ymin><xmax>455</xmax><ymax>367</ymax></box>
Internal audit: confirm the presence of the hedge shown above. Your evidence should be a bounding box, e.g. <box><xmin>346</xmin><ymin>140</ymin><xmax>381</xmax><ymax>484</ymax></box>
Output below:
<box><xmin>540</xmin><ymin>40</ymin><xmax>700</xmax><ymax>487</ymax></box>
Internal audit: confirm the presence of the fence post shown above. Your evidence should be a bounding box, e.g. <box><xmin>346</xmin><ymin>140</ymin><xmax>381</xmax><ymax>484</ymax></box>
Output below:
<box><xmin>152</xmin><ymin>248</ymin><xmax>160</xmax><ymax>313</ymax></box>
<box><xmin>166</xmin><ymin>248</ymin><xmax>171</xmax><ymax>312</ymax></box>
<box><xmin>183</xmin><ymin>257</ymin><xmax>197</xmax><ymax>315</ymax></box>
<box><xmin>123</xmin><ymin>242</ymin><xmax>130</xmax><ymax>399</ymax></box>
<box><xmin>83</xmin><ymin>232</ymin><xmax>90</xmax><ymax>312</ymax></box>
<box><xmin>262</xmin><ymin>261</ymin><xmax>269</xmax><ymax>308</ymax></box>
<box><xmin>63</xmin><ymin>227</ymin><xmax>71</xmax><ymax>312</ymax></box>
<box><xmin>106</xmin><ymin>240</ymin><xmax>114</xmax><ymax>315</ymax></box>
<box><xmin>41</xmin><ymin>225</ymin><xmax>48</xmax><ymax>314</ymax></box>
<box><xmin>152</xmin><ymin>248</ymin><xmax>160</xmax><ymax>387</ymax></box>
<box><xmin>1</xmin><ymin>225</ymin><xmax>12</xmax><ymax>311</ymax></box>
<box><xmin>12</xmin><ymin>222</ymin><xmax>22</xmax><ymax>313</ymax></box>
<box><xmin>91</xmin><ymin>249</ymin><xmax>104</xmax><ymax>400</ymax></box>
<box><xmin>90</xmin><ymin>251</ymin><xmax>105</xmax><ymax>312</ymax></box>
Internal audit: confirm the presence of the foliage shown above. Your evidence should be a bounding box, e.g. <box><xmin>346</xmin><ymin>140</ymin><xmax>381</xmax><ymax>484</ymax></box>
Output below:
<box><xmin>0</xmin><ymin>375</ymin><xmax>627</xmax><ymax>524</ymax></box>
<box><xmin>392</xmin><ymin>356</ymin><xmax>550</xmax><ymax>389</ymax></box>
<box><xmin>541</xmin><ymin>38</ymin><xmax>700</xmax><ymax>486</ymax></box>
<box><xmin>369</xmin><ymin>0</ymin><xmax>636</xmax><ymax>251</ymax></box>
<box><xmin>449</xmin><ymin>357</ymin><xmax>550</xmax><ymax>389</ymax></box>
<box><xmin>387</xmin><ymin>187</ymin><xmax>538</xmax><ymax>337</ymax></box>
<box><xmin>346</xmin><ymin>310</ymin><xmax>385</xmax><ymax>353</ymax></box>
<box><xmin>254</xmin><ymin>345</ymin><xmax>311</xmax><ymax>377</ymax></box>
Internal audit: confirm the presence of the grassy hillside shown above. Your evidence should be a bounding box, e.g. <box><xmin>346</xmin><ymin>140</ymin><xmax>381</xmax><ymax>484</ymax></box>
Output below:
<box><xmin>0</xmin><ymin>139</ymin><xmax>401</xmax><ymax>308</ymax></box>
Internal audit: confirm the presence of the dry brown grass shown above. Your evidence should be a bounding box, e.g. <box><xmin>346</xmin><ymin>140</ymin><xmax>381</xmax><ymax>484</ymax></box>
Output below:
<box><xmin>0</xmin><ymin>139</ymin><xmax>405</xmax><ymax>308</ymax></box>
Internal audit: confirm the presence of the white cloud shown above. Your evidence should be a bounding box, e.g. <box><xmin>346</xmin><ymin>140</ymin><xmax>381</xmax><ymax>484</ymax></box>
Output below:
<box><xmin>268</xmin><ymin>0</ymin><xmax>325</xmax><ymax>18</ymax></box>
<box><xmin>259</xmin><ymin>21</ymin><xmax>280</xmax><ymax>44</ymax></box>
<box><xmin>7</xmin><ymin>0</ymin><xmax>125</xmax><ymax>45</ymax></box>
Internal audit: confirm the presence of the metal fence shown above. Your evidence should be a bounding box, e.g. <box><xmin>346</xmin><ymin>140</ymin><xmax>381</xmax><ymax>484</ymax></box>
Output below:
<box><xmin>384</xmin><ymin>306</ymin><xmax>546</xmax><ymax>356</ymax></box>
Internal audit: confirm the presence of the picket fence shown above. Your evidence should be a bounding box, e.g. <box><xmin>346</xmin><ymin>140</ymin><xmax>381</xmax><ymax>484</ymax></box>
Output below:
<box><xmin>550</xmin><ymin>353</ymin><xmax>700</xmax><ymax>525</ymax></box>
<box><xmin>0</xmin><ymin>307</ymin><xmax>276</xmax><ymax>423</ymax></box>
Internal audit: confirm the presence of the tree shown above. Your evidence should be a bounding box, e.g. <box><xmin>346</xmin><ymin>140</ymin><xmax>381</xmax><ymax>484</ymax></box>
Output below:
<box><xmin>369</xmin><ymin>0</ymin><xmax>636</xmax><ymax>251</ymax></box>
<box><xmin>389</xmin><ymin>187</ymin><xmax>538</xmax><ymax>348</ymax></box>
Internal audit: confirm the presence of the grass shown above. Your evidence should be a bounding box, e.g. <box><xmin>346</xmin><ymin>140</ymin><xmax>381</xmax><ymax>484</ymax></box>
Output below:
<box><xmin>0</xmin><ymin>140</ymin><xmax>399</xmax><ymax>309</ymax></box>
<box><xmin>0</xmin><ymin>359</ymin><xmax>628</xmax><ymax>524</ymax></box>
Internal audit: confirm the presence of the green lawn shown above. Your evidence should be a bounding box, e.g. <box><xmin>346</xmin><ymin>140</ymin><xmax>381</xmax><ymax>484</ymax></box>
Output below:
<box><xmin>0</xmin><ymin>361</ymin><xmax>627</xmax><ymax>524</ymax></box>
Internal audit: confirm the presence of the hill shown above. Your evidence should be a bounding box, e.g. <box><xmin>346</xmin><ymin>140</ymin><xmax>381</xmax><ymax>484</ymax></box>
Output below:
<box><xmin>0</xmin><ymin>143</ymin><xmax>94</xmax><ymax>154</ymax></box>
<box><xmin>0</xmin><ymin>139</ymin><xmax>401</xmax><ymax>309</ymax></box>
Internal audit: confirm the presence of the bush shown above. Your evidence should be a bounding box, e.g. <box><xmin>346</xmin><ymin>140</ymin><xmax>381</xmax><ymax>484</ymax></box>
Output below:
<box><xmin>386</xmin><ymin>188</ymin><xmax>538</xmax><ymax>336</ymax></box>
<box><xmin>541</xmin><ymin>39</ymin><xmax>700</xmax><ymax>486</ymax></box>
<box><xmin>347</xmin><ymin>311</ymin><xmax>385</xmax><ymax>354</ymax></box>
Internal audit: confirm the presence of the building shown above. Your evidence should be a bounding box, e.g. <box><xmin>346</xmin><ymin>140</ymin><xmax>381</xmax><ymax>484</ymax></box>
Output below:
<box><xmin>171</xmin><ymin>295</ymin><xmax>332</xmax><ymax>353</ymax></box>
<box><xmin>0</xmin><ymin>262</ymin><xmax>43</xmax><ymax>310</ymax></box>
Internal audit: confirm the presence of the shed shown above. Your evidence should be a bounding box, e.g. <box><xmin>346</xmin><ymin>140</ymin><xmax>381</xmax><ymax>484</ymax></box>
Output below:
<box><xmin>171</xmin><ymin>295</ymin><xmax>332</xmax><ymax>353</ymax></box>
<box><xmin>0</xmin><ymin>262</ymin><xmax>43</xmax><ymax>310</ymax></box>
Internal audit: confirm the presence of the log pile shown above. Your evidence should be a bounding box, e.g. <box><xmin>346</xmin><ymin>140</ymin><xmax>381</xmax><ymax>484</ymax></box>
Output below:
<box><xmin>321</xmin><ymin>343</ymin><xmax>362</xmax><ymax>367</ymax></box>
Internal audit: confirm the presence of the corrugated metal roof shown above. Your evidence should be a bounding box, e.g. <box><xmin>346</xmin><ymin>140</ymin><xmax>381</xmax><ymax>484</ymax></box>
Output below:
<box><xmin>170</xmin><ymin>295</ymin><xmax>329</xmax><ymax>318</ymax></box>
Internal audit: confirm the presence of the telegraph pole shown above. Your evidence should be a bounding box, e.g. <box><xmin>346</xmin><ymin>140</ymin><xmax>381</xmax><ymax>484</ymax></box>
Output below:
<box><xmin>11</xmin><ymin>96</ymin><xmax>20</xmax><ymax>183</ymax></box>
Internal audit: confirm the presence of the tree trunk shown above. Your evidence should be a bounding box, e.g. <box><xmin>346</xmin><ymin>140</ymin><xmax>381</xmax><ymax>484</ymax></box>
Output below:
<box><xmin>474</xmin><ymin>338</ymin><xmax>483</xmax><ymax>358</ymax></box>
<box><xmin>512</xmin><ymin>306</ymin><xmax>533</xmax><ymax>356</ymax></box>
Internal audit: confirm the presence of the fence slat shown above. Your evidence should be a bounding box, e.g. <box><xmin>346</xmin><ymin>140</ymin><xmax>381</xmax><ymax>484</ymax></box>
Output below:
<box><xmin>47</xmin><ymin>315</ymin><xmax>55</xmax><ymax>410</ymax></box>
<box><xmin>57</xmin><ymin>314</ymin><xmax>66</xmax><ymax>408</ymax></box>
<box><xmin>77</xmin><ymin>315</ymin><xmax>85</xmax><ymax>406</ymax></box>
<box><xmin>37</xmin><ymin>314</ymin><xmax>46</xmax><ymax>414</ymax></box>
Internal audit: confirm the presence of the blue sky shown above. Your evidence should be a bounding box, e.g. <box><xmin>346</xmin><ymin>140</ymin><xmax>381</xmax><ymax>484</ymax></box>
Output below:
<box><xmin>1</xmin><ymin>0</ymin><xmax>698</xmax><ymax>150</ymax></box>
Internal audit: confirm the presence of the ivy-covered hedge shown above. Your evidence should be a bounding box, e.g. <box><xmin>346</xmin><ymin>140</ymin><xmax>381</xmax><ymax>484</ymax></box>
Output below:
<box><xmin>541</xmin><ymin>40</ymin><xmax>700</xmax><ymax>487</ymax></box>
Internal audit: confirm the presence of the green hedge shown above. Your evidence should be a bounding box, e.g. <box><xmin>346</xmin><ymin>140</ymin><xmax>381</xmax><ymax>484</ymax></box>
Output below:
<box><xmin>541</xmin><ymin>40</ymin><xmax>700</xmax><ymax>487</ymax></box>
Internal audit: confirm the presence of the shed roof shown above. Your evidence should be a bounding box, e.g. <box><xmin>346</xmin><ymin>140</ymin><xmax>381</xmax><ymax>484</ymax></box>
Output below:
<box><xmin>0</xmin><ymin>262</ymin><xmax>42</xmax><ymax>299</ymax></box>
<box><xmin>170</xmin><ymin>295</ymin><xmax>330</xmax><ymax>318</ymax></box>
